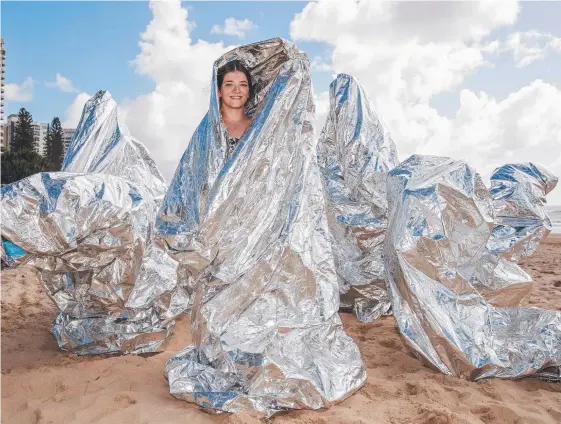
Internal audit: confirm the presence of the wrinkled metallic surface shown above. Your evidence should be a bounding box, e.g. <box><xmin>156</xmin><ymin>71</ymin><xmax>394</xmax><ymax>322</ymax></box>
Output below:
<box><xmin>470</xmin><ymin>163</ymin><xmax>559</xmax><ymax>306</ymax></box>
<box><xmin>1</xmin><ymin>91</ymin><xmax>180</xmax><ymax>355</ymax></box>
<box><xmin>317</xmin><ymin>74</ymin><xmax>399</xmax><ymax>322</ymax></box>
<box><xmin>385</xmin><ymin>155</ymin><xmax>560</xmax><ymax>380</ymax></box>
<box><xmin>62</xmin><ymin>90</ymin><xmax>168</xmax><ymax>201</ymax></box>
<box><xmin>159</xmin><ymin>38</ymin><xmax>366</xmax><ymax>416</ymax></box>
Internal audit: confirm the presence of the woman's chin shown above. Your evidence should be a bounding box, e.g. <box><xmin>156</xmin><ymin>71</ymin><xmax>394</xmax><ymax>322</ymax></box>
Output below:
<box><xmin>224</xmin><ymin>102</ymin><xmax>246</xmax><ymax>109</ymax></box>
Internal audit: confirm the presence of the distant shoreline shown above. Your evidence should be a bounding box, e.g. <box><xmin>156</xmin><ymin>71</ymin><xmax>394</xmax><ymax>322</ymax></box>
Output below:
<box><xmin>547</xmin><ymin>205</ymin><xmax>561</xmax><ymax>234</ymax></box>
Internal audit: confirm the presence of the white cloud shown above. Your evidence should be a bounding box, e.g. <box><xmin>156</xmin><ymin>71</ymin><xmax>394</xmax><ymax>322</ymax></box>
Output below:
<box><xmin>119</xmin><ymin>0</ymin><xmax>234</xmax><ymax>180</ymax></box>
<box><xmin>503</xmin><ymin>31</ymin><xmax>561</xmax><ymax>67</ymax></box>
<box><xmin>480</xmin><ymin>39</ymin><xmax>501</xmax><ymax>54</ymax></box>
<box><xmin>313</xmin><ymin>89</ymin><xmax>330</xmax><ymax>137</ymax></box>
<box><xmin>290</xmin><ymin>0</ymin><xmax>561</xmax><ymax>204</ymax></box>
<box><xmin>4</xmin><ymin>77</ymin><xmax>34</xmax><ymax>102</ymax></box>
<box><xmin>311</xmin><ymin>56</ymin><xmax>332</xmax><ymax>72</ymax></box>
<box><xmin>291</xmin><ymin>0</ymin><xmax>519</xmax><ymax>103</ymax></box>
<box><xmin>59</xmin><ymin>0</ymin><xmax>561</xmax><ymax>205</ymax></box>
<box><xmin>420</xmin><ymin>80</ymin><xmax>561</xmax><ymax>187</ymax></box>
<box><xmin>62</xmin><ymin>92</ymin><xmax>91</xmax><ymax>128</ymax></box>
<box><xmin>45</xmin><ymin>73</ymin><xmax>79</xmax><ymax>93</ymax></box>
<box><xmin>211</xmin><ymin>17</ymin><xmax>257</xmax><ymax>39</ymax></box>
<box><xmin>290</xmin><ymin>1</ymin><xmax>519</xmax><ymax>45</ymax></box>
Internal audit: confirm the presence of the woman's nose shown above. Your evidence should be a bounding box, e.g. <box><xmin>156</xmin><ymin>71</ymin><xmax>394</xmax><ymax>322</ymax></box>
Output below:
<box><xmin>232</xmin><ymin>85</ymin><xmax>240</xmax><ymax>93</ymax></box>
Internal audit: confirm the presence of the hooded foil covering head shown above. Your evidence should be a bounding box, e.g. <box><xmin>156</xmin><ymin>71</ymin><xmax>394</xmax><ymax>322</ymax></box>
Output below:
<box><xmin>62</xmin><ymin>90</ymin><xmax>168</xmax><ymax>201</ymax></box>
<box><xmin>158</xmin><ymin>38</ymin><xmax>366</xmax><ymax>416</ymax></box>
<box><xmin>317</xmin><ymin>74</ymin><xmax>399</xmax><ymax>322</ymax></box>
<box><xmin>384</xmin><ymin>155</ymin><xmax>560</xmax><ymax>381</ymax></box>
<box><xmin>1</xmin><ymin>90</ymin><xmax>180</xmax><ymax>355</ymax></box>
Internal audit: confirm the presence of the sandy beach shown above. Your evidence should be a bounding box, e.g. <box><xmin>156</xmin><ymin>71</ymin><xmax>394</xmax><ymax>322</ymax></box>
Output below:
<box><xmin>2</xmin><ymin>235</ymin><xmax>560</xmax><ymax>424</ymax></box>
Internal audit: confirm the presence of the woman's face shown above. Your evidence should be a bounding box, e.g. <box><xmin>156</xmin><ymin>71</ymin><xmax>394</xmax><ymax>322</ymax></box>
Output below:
<box><xmin>218</xmin><ymin>70</ymin><xmax>249</xmax><ymax>110</ymax></box>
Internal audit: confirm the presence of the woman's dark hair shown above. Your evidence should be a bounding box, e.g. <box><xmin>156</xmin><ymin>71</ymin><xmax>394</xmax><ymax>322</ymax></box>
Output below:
<box><xmin>217</xmin><ymin>60</ymin><xmax>253</xmax><ymax>101</ymax></box>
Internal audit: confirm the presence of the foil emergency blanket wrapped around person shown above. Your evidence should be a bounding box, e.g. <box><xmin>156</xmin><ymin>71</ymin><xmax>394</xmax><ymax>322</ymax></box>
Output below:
<box><xmin>317</xmin><ymin>74</ymin><xmax>399</xmax><ymax>323</ymax></box>
<box><xmin>158</xmin><ymin>38</ymin><xmax>366</xmax><ymax>416</ymax></box>
<box><xmin>1</xmin><ymin>91</ymin><xmax>181</xmax><ymax>355</ymax></box>
<box><xmin>384</xmin><ymin>155</ymin><xmax>560</xmax><ymax>380</ymax></box>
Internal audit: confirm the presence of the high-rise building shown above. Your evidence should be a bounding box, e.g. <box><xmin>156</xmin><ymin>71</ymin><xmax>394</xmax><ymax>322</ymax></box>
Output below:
<box><xmin>32</xmin><ymin>121</ymin><xmax>49</xmax><ymax>155</ymax></box>
<box><xmin>4</xmin><ymin>115</ymin><xmax>75</xmax><ymax>157</ymax></box>
<box><xmin>6</xmin><ymin>113</ymin><xmax>17</xmax><ymax>152</ymax></box>
<box><xmin>63</xmin><ymin>128</ymin><xmax>76</xmax><ymax>154</ymax></box>
<box><xmin>1</xmin><ymin>38</ymin><xmax>5</xmax><ymax>118</ymax></box>
<box><xmin>1</xmin><ymin>123</ymin><xmax>9</xmax><ymax>154</ymax></box>
<box><xmin>1</xmin><ymin>38</ymin><xmax>7</xmax><ymax>154</ymax></box>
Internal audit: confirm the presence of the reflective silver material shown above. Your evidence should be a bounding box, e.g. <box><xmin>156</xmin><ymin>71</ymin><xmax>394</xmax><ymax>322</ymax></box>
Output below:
<box><xmin>159</xmin><ymin>38</ymin><xmax>366</xmax><ymax>417</ymax></box>
<box><xmin>62</xmin><ymin>90</ymin><xmax>168</xmax><ymax>201</ymax></box>
<box><xmin>471</xmin><ymin>163</ymin><xmax>558</xmax><ymax>306</ymax></box>
<box><xmin>317</xmin><ymin>74</ymin><xmax>399</xmax><ymax>322</ymax></box>
<box><xmin>385</xmin><ymin>155</ymin><xmax>560</xmax><ymax>380</ymax></box>
<box><xmin>1</xmin><ymin>90</ymin><xmax>179</xmax><ymax>355</ymax></box>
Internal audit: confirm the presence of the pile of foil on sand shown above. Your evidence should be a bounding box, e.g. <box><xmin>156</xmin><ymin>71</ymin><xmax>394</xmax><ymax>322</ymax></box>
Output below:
<box><xmin>159</xmin><ymin>38</ymin><xmax>367</xmax><ymax>417</ymax></box>
<box><xmin>317</xmin><ymin>73</ymin><xmax>399</xmax><ymax>323</ymax></box>
<box><xmin>316</xmin><ymin>73</ymin><xmax>560</xmax><ymax>382</ymax></box>
<box><xmin>384</xmin><ymin>155</ymin><xmax>560</xmax><ymax>382</ymax></box>
<box><xmin>1</xmin><ymin>90</ymin><xmax>185</xmax><ymax>355</ymax></box>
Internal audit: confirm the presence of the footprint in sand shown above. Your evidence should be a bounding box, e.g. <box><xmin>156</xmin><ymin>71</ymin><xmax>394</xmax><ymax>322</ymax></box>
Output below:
<box><xmin>442</xmin><ymin>385</ymin><xmax>472</xmax><ymax>401</ymax></box>
<box><xmin>378</xmin><ymin>338</ymin><xmax>400</xmax><ymax>349</ymax></box>
<box><xmin>548</xmin><ymin>407</ymin><xmax>561</xmax><ymax>421</ymax></box>
<box><xmin>476</xmin><ymin>383</ymin><xmax>503</xmax><ymax>401</ymax></box>
<box><xmin>405</xmin><ymin>382</ymin><xmax>424</xmax><ymax>396</ymax></box>
<box><xmin>417</xmin><ymin>406</ymin><xmax>453</xmax><ymax>424</ymax></box>
<box><xmin>114</xmin><ymin>394</ymin><xmax>137</xmax><ymax>405</ymax></box>
<box><xmin>471</xmin><ymin>403</ymin><xmax>524</xmax><ymax>424</ymax></box>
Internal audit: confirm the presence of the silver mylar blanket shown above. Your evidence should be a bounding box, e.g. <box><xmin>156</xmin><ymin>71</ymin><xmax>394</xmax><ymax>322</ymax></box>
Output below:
<box><xmin>62</xmin><ymin>91</ymin><xmax>168</xmax><ymax>201</ymax></box>
<box><xmin>159</xmin><ymin>38</ymin><xmax>366</xmax><ymax>417</ymax></box>
<box><xmin>472</xmin><ymin>163</ymin><xmax>559</xmax><ymax>307</ymax></box>
<box><xmin>1</xmin><ymin>90</ymin><xmax>181</xmax><ymax>355</ymax></box>
<box><xmin>317</xmin><ymin>74</ymin><xmax>399</xmax><ymax>322</ymax></box>
<box><xmin>384</xmin><ymin>155</ymin><xmax>560</xmax><ymax>381</ymax></box>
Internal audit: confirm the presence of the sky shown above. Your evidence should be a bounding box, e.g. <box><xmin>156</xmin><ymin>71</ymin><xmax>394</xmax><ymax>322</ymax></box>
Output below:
<box><xmin>3</xmin><ymin>0</ymin><xmax>561</xmax><ymax>205</ymax></box>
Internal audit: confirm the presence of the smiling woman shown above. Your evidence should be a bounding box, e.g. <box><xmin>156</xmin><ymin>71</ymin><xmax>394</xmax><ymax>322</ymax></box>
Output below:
<box><xmin>158</xmin><ymin>38</ymin><xmax>367</xmax><ymax>417</ymax></box>
<box><xmin>216</xmin><ymin>60</ymin><xmax>254</xmax><ymax>155</ymax></box>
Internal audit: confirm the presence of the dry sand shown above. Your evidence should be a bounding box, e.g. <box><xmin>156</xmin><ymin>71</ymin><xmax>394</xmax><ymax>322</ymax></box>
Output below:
<box><xmin>2</xmin><ymin>235</ymin><xmax>560</xmax><ymax>424</ymax></box>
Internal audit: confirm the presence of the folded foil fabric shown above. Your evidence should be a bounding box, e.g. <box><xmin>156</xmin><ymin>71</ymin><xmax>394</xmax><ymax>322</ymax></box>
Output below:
<box><xmin>384</xmin><ymin>155</ymin><xmax>560</xmax><ymax>381</ymax></box>
<box><xmin>1</xmin><ymin>91</ymin><xmax>181</xmax><ymax>355</ymax></box>
<box><xmin>317</xmin><ymin>74</ymin><xmax>399</xmax><ymax>322</ymax></box>
<box><xmin>471</xmin><ymin>163</ymin><xmax>559</xmax><ymax>307</ymax></box>
<box><xmin>159</xmin><ymin>38</ymin><xmax>366</xmax><ymax>417</ymax></box>
<box><xmin>62</xmin><ymin>90</ymin><xmax>168</xmax><ymax>201</ymax></box>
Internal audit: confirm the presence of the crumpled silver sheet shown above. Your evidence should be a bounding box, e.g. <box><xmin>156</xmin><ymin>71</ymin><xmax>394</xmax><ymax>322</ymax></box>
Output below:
<box><xmin>384</xmin><ymin>154</ymin><xmax>560</xmax><ymax>380</ymax></box>
<box><xmin>159</xmin><ymin>38</ymin><xmax>366</xmax><ymax>417</ymax></box>
<box><xmin>317</xmin><ymin>74</ymin><xmax>399</xmax><ymax>322</ymax></box>
<box><xmin>471</xmin><ymin>163</ymin><xmax>559</xmax><ymax>307</ymax></box>
<box><xmin>1</xmin><ymin>90</ymin><xmax>180</xmax><ymax>355</ymax></box>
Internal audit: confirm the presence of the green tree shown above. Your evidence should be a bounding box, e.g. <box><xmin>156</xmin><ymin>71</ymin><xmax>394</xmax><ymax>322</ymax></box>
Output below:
<box><xmin>13</xmin><ymin>108</ymin><xmax>35</xmax><ymax>152</ymax></box>
<box><xmin>45</xmin><ymin>117</ymin><xmax>65</xmax><ymax>170</ymax></box>
<box><xmin>1</xmin><ymin>150</ymin><xmax>49</xmax><ymax>185</ymax></box>
<box><xmin>43</xmin><ymin>123</ymin><xmax>51</xmax><ymax>157</ymax></box>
